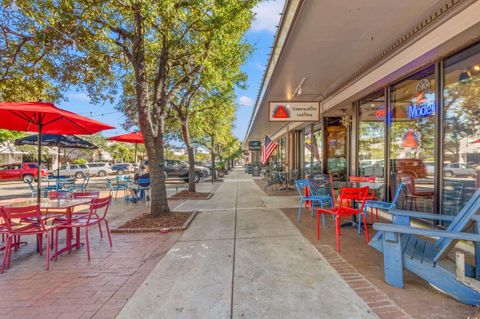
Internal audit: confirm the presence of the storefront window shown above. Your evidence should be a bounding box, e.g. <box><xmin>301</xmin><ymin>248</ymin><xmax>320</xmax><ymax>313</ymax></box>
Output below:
<box><xmin>304</xmin><ymin>124</ymin><xmax>322</xmax><ymax>176</ymax></box>
<box><xmin>389</xmin><ymin>65</ymin><xmax>436</xmax><ymax>212</ymax></box>
<box><xmin>442</xmin><ymin>43</ymin><xmax>480</xmax><ymax>216</ymax></box>
<box><xmin>326</xmin><ymin>117</ymin><xmax>347</xmax><ymax>180</ymax></box>
<box><xmin>358</xmin><ymin>91</ymin><xmax>385</xmax><ymax>199</ymax></box>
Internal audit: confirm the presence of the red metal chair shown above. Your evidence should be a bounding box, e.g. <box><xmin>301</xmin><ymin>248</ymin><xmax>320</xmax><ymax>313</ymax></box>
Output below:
<box><xmin>57</xmin><ymin>196</ymin><xmax>112</xmax><ymax>260</ymax></box>
<box><xmin>0</xmin><ymin>205</ymin><xmax>63</xmax><ymax>272</ymax></box>
<box><xmin>316</xmin><ymin>186</ymin><xmax>370</xmax><ymax>252</ymax></box>
<box><xmin>349</xmin><ymin>176</ymin><xmax>379</xmax><ymax>222</ymax></box>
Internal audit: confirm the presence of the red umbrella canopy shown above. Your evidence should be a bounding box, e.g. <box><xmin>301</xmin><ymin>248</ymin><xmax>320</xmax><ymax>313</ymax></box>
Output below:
<box><xmin>0</xmin><ymin>102</ymin><xmax>115</xmax><ymax>134</ymax></box>
<box><xmin>107</xmin><ymin>131</ymin><xmax>144</xmax><ymax>144</ymax></box>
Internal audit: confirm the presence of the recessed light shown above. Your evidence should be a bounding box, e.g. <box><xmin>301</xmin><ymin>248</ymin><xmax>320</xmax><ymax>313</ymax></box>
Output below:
<box><xmin>474</xmin><ymin>65</ymin><xmax>480</xmax><ymax>71</ymax></box>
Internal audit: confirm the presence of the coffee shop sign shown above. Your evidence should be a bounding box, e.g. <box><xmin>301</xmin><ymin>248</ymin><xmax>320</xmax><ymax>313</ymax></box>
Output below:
<box><xmin>269</xmin><ymin>101</ymin><xmax>320</xmax><ymax>122</ymax></box>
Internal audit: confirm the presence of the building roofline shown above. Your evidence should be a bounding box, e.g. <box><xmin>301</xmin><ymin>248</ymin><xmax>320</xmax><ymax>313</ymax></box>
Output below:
<box><xmin>243</xmin><ymin>0</ymin><xmax>304</xmax><ymax>146</ymax></box>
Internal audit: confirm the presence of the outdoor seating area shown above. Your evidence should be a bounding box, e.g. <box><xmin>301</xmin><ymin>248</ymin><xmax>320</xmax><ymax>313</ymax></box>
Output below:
<box><xmin>0</xmin><ymin>192</ymin><xmax>113</xmax><ymax>273</ymax></box>
<box><xmin>292</xmin><ymin>173</ymin><xmax>480</xmax><ymax>307</ymax></box>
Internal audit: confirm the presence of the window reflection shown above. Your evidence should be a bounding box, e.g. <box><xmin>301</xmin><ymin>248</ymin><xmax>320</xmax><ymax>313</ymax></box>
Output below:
<box><xmin>390</xmin><ymin>65</ymin><xmax>436</xmax><ymax>212</ymax></box>
<box><xmin>442</xmin><ymin>43</ymin><xmax>480</xmax><ymax>216</ymax></box>
<box><xmin>358</xmin><ymin>91</ymin><xmax>385</xmax><ymax>199</ymax></box>
<box><xmin>304</xmin><ymin>124</ymin><xmax>322</xmax><ymax>176</ymax></box>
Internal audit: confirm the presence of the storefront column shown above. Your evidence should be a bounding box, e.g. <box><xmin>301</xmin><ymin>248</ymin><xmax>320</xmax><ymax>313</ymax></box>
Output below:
<box><xmin>296</xmin><ymin>129</ymin><xmax>305</xmax><ymax>177</ymax></box>
<box><xmin>350</xmin><ymin>102</ymin><xmax>358</xmax><ymax>177</ymax></box>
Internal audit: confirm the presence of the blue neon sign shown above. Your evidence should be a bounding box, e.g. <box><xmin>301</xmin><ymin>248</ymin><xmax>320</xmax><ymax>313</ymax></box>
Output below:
<box><xmin>408</xmin><ymin>102</ymin><xmax>435</xmax><ymax>119</ymax></box>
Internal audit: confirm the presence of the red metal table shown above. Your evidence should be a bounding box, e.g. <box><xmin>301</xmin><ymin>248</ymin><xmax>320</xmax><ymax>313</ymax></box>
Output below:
<box><xmin>0</xmin><ymin>197</ymin><xmax>93</xmax><ymax>257</ymax></box>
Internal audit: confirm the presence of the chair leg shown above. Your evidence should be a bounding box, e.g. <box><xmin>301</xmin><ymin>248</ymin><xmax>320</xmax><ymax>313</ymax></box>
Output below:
<box><xmin>54</xmin><ymin>229</ymin><xmax>59</xmax><ymax>261</ymax></box>
<box><xmin>38</xmin><ymin>234</ymin><xmax>43</xmax><ymax>256</ymax></box>
<box><xmin>362</xmin><ymin>212</ymin><xmax>370</xmax><ymax>243</ymax></box>
<box><xmin>45</xmin><ymin>232</ymin><xmax>50</xmax><ymax>271</ymax></box>
<box><xmin>357</xmin><ymin>212</ymin><xmax>362</xmax><ymax>235</ymax></box>
<box><xmin>316</xmin><ymin>211</ymin><xmax>321</xmax><ymax>240</ymax></box>
<box><xmin>1</xmin><ymin>236</ymin><xmax>11</xmax><ymax>273</ymax></box>
<box><xmin>76</xmin><ymin>227</ymin><xmax>80</xmax><ymax>249</ymax></box>
<box><xmin>335</xmin><ymin>216</ymin><xmax>341</xmax><ymax>252</ymax></box>
<box><xmin>98</xmin><ymin>222</ymin><xmax>103</xmax><ymax>238</ymax></box>
<box><xmin>85</xmin><ymin>228</ymin><xmax>91</xmax><ymax>260</ymax></box>
<box><xmin>104</xmin><ymin>220</ymin><xmax>113</xmax><ymax>247</ymax></box>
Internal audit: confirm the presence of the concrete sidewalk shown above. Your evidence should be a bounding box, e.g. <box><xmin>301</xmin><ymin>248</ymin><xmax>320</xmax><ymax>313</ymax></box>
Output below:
<box><xmin>117</xmin><ymin>168</ymin><xmax>377</xmax><ymax>319</ymax></box>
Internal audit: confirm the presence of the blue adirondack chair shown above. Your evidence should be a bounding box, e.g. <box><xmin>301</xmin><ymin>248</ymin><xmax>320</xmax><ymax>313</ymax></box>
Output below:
<box><xmin>357</xmin><ymin>181</ymin><xmax>404</xmax><ymax>234</ymax></box>
<box><xmin>370</xmin><ymin>188</ymin><xmax>480</xmax><ymax>305</ymax></box>
<box><xmin>295</xmin><ymin>179</ymin><xmax>333</xmax><ymax>224</ymax></box>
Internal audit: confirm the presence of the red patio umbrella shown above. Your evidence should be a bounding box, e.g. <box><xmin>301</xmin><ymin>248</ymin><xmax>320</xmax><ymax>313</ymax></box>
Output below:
<box><xmin>0</xmin><ymin>102</ymin><xmax>115</xmax><ymax>200</ymax></box>
<box><xmin>107</xmin><ymin>132</ymin><xmax>144</xmax><ymax>163</ymax></box>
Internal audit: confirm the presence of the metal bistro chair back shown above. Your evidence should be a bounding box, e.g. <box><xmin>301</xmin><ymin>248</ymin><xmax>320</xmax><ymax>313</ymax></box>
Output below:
<box><xmin>137</xmin><ymin>178</ymin><xmax>151</xmax><ymax>202</ymax></box>
<box><xmin>48</xmin><ymin>191</ymin><xmax>73</xmax><ymax>199</ymax></box>
<box><xmin>357</xmin><ymin>181</ymin><xmax>405</xmax><ymax>234</ymax></box>
<box><xmin>349</xmin><ymin>176</ymin><xmax>376</xmax><ymax>183</ymax></box>
<box><xmin>73</xmin><ymin>191</ymin><xmax>100</xmax><ymax>199</ymax></box>
<box><xmin>1</xmin><ymin>205</ymin><xmax>58</xmax><ymax>272</ymax></box>
<box><xmin>74</xmin><ymin>176</ymin><xmax>90</xmax><ymax>192</ymax></box>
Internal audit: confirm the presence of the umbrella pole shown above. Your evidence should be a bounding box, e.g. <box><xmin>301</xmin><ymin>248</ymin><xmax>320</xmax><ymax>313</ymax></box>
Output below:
<box><xmin>37</xmin><ymin>125</ymin><xmax>42</xmax><ymax>202</ymax></box>
<box><xmin>57</xmin><ymin>146</ymin><xmax>60</xmax><ymax>191</ymax></box>
<box><xmin>134</xmin><ymin>143</ymin><xmax>137</xmax><ymax>164</ymax></box>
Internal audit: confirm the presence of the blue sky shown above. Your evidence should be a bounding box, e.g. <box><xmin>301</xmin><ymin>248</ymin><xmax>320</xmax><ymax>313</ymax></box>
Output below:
<box><xmin>58</xmin><ymin>0</ymin><xmax>285</xmax><ymax>142</ymax></box>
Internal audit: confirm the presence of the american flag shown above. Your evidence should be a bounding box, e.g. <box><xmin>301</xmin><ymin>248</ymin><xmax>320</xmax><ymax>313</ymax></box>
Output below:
<box><xmin>260</xmin><ymin>136</ymin><xmax>278</xmax><ymax>165</ymax></box>
<box><xmin>305</xmin><ymin>137</ymin><xmax>320</xmax><ymax>162</ymax></box>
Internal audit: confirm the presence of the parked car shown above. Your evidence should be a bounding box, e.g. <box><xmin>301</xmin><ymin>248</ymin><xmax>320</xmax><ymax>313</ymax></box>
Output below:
<box><xmin>50</xmin><ymin>164</ymin><xmax>90</xmax><ymax>179</ymax></box>
<box><xmin>164</xmin><ymin>160</ymin><xmax>204</xmax><ymax>183</ymax></box>
<box><xmin>0</xmin><ymin>162</ymin><xmax>48</xmax><ymax>183</ymax></box>
<box><xmin>443</xmin><ymin>163</ymin><xmax>476</xmax><ymax>177</ymax></box>
<box><xmin>87</xmin><ymin>162</ymin><xmax>113</xmax><ymax>177</ymax></box>
<box><xmin>111</xmin><ymin>163</ymin><xmax>134</xmax><ymax>175</ymax></box>
<box><xmin>194</xmin><ymin>161</ymin><xmax>210</xmax><ymax>177</ymax></box>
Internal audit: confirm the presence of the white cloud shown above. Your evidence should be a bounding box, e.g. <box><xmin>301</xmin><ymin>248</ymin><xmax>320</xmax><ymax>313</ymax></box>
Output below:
<box><xmin>250</xmin><ymin>0</ymin><xmax>285</xmax><ymax>33</ymax></box>
<box><xmin>238</xmin><ymin>95</ymin><xmax>254</xmax><ymax>107</ymax></box>
<box><xmin>255</xmin><ymin>62</ymin><xmax>265</xmax><ymax>71</ymax></box>
<box><xmin>67</xmin><ymin>92</ymin><xmax>90</xmax><ymax>102</ymax></box>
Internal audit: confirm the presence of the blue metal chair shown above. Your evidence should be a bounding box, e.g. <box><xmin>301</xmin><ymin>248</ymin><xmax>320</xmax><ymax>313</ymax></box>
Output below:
<box><xmin>309</xmin><ymin>180</ymin><xmax>335</xmax><ymax>225</ymax></box>
<box><xmin>357</xmin><ymin>181</ymin><xmax>404</xmax><ymax>234</ymax></box>
<box><xmin>107</xmin><ymin>179</ymin><xmax>128</xmax><ymax>199</ymax></box>
<box><xmin>295</xmin><ymin>179</ymin><xmax>333</xmax><ymax>224</ymax></box>
<box><xmin>136</xmin><ymin>178</ymin><xmax>151</xmax><ymax>203</ymax></box>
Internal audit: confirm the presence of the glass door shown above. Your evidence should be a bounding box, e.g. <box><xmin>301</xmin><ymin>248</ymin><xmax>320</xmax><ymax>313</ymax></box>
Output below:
<box><xmin>326</xmin><ymin>117</ymin><xmax>348</xmax><ymax>181</ymax></box>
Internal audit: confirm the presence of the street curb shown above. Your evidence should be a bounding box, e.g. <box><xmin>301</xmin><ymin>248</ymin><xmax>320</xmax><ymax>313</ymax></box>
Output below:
<box><xmin>111</xmin><ymin>211</ymin><xmax>198</xmax><ymax>233</ymax></box>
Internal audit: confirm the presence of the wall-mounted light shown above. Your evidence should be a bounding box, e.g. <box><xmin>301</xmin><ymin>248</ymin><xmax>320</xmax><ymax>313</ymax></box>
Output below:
<box><xmin>293</xmin><ymin>77</ymin><xmax>307</xmax><ymax>97</ymax></box>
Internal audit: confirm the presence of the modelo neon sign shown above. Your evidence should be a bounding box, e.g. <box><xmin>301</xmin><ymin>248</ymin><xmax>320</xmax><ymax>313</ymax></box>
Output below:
<box><xmin>408</xmin><ymin>79</ymin><xmax>435</xmax><ymax>119</ymax></box>
<box><xmin>408</xmin><ymin>102</ymin><xmax>435</xmax><ymax>119</ymax></box>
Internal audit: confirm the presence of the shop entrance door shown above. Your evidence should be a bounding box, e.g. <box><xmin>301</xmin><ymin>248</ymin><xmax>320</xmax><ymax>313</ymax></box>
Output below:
<box><xmin>326</xmin><ymin>117</ymin><xmax>348</xmax><ymax>181</ymax></box>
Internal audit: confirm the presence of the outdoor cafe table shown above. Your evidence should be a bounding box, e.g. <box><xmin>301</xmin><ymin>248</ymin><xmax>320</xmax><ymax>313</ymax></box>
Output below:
<box><xmin>310</xmin><ymin>181</ymin><xmax>384</xmax><ymax>227</ymax></box>
<box><xmin>0</xmin><ymin>197</ymin><xmax>94</xmax><ymax>257</ymax></box>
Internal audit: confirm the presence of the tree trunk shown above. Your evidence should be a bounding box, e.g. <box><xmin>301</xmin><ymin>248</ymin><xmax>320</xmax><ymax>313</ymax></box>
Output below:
<box><xmin>181</xmin><ymin>120</ymin><xmax>196</xmax><ymax>192</ymax></box>
<box><xmin>211</xmin><ymin>134</ymin><xmax>216</xmax><ymax>183</ymax></box>
<box><xmin>132</xmin><ymin>11</ymin><xmax>170</xmax><ymax>217</ymax></box>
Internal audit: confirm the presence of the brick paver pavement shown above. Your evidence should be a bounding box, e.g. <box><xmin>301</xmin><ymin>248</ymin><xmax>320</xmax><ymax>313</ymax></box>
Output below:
<box><xmin>0</xmin><ymin>193</ymin><xmax>184</xmax><ymax>319</ymax></box>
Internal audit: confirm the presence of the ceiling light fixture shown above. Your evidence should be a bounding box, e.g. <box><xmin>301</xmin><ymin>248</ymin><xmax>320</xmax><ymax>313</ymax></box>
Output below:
<box><xmin>293</xmin><ymin>77</ymin><xmax>307</xmax><ymax>97</ymax></box>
